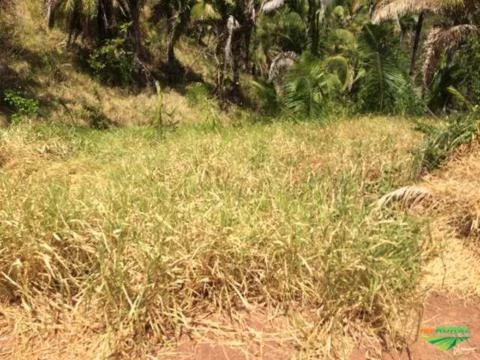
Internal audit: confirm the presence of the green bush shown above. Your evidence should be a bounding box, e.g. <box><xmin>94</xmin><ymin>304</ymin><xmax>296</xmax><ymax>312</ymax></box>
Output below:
<box><xmin>251</xmin><ymin>79</ymin><xmax>280</xmax><ymax>116</ymax></box>
<box><xmin>283</xmin><ymin>53</ymin><xmax>342</xmax><ymax>118</ymax></box>
<box><xmin>89</xmin><ymin>35</ymin><xmax>135</xmax><ymax>86</ymax></box>
<box><xmin>358</xmin><ymin>24</ymin><xmax>422</xmax><ymax>115</ymax></box>
<box><xmin>256</xmin><ymin>9</ymin><xmax>307</xmax><ymax>54</ymax></box>
<box><xmin>457</xmin><ymin>37</ymin><xmax>480</xmax><ymax>105</ymax></box>
<box><xmin>413</xmin><ymin>115</ymin><xmax>479</xmax><ymax>176</ymax></box>
<box><xmin>428</xmin><ymin>37</ymin><xmax>480</xmax><ymax>112</ymax></box>
<box><xmin>3</xmin><ymin>90</ymin><xmax>39</xmax><ymax>123</ymax></box>
<box><xmin>185</xmin><ymin>82</ymin><xmax>210</xmax><ymax>106</ymax></box>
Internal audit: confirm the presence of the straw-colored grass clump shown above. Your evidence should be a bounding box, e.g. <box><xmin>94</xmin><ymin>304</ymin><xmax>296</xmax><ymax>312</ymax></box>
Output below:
<box><xmin>0</xmin><ymin>117</ymin><xmax>431</xmax><ymax>357</ymax></box>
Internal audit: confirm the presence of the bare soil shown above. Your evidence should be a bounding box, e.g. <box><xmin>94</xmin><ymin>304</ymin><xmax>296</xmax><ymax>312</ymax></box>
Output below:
<box><xmin>167</xmin><ymin>292</ymin><xmax>480</xmax><ymax>360</ymax></box>
<box><xmin>350</xmin><ymin>293</ymin><xmax>480</xmax><ymax>360</ymax></box>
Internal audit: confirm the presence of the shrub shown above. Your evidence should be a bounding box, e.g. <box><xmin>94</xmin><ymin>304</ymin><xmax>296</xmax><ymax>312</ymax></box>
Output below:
<box><xmin>358</xmin><ymin>24</ymin><xmax>422</xmax><ymax>115</ymax></box>
<box><xmin>88</xmin><ymin>32</ymin><xmax>135</xmax><ymax>86</ymax></box>
<box><xmin>413</xmin><ymin>115</ymin><xmax>479</xmax><ymax>176</ymax></box>
<box><xmin>456</xmin><ymin>37</ymin><xmax>480</xmax><ymax>105</ymax></box>
<box><xmin>185</xmin><ymin>82</ymin><xmax>210</xmax><ymax>106</ymax></box>
<box><xmin>282</xmin><ymin>53</ymin><xmax>342</xmax><ymax>118</ymax></box>
<box><xmin>82</xmin><ymin>103</ymin><xmax>111</xmax><ymax>130</ymax></box>
<box><xmin>251</xmin><ymin>79</ymin><xmax>280</xmax><ymax>115</ymax></box>
<box><xmin>428</xmin><ymin>36</ymin><xmax>480</xmax><ymax>112</ymax></box>
<box><xmin>3</xmin><ymin>90</ymin><xmax>39</xmax><ymax>123</ymax></box>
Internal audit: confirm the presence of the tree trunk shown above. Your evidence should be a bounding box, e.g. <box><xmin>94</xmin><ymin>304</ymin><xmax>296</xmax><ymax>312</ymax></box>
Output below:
<box><xmin>46</xmin><ymin>0</ymin><xmax>57</xmax><ymax>28</ymax></box>
<box><xmin>307</xmin><ymin>0</ymin><xmax>319</xmax><ymax>55</ymax></box>
<box><xmin>97</xmin><ymin>0</ymin><xmax>115</xmax><ymax>42</ymax></box>
<box><xmin>410</xmin><ymin>12</ymin><xmax>424</xmax><ymax>76</ymax></box>
<box><xmin>231</xmin><ymin>35</ymin><xmax>242</xmax><ymax>100</ymax></box>
<box><xmin>215</xmin><ymin>25</ymin><xmax>228</xmax><ymax>107</ymax></box>
<box><xmin>244</xmin><ymin>25</ymin><xmax>252</xmax><ymax>72</ymax></box>
<box><xmin>166</xmin><ymin>25</ymin><xmax>177</xmax><ymax>69</ymax></box>
<box><xmin>166</xmin><ymin>5</ymin><xmax>190</xmax><ymax>82</ymax></box>
<box><xmin>129</xmin><ymin>0</ymin><xmax>145</xmax><ymax>60</ymax></box>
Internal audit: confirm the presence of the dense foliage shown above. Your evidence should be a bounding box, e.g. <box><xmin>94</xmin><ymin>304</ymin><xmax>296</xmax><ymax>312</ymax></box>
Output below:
<box><xmin>2</xmin><ymin>0</ymin><xmax>480</xmax><ymax>119</ymax></box>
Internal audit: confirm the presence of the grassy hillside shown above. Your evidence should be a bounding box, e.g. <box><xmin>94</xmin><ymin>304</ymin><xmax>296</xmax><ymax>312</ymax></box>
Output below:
<box><xmin>0</xmin><ymin>1</ymin><xmax>240</xmax><ymax>130</ymax></box>
<box><xmin>2</xmin><ymin>2</ymin><xmax>480</xmax><ymax>359</ymax></box>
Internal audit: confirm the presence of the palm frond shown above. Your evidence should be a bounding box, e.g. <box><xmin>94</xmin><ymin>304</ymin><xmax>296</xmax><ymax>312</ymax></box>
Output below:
<box><xmin>261</xmin><ymin>0</ymin><xmax>286</xmax><ymax>14</ymax></box>
<box><xmin>423</xmin><ymin>25</ymin><xmax>479</xmax><ymax>86</ymax></box>
<box><xmin>323</xmin><ymin>55</ymin><xmax>352</xmax><ymax>91</ymax></box>
<box><xmin>372</xmin><ymin>0</ymin><xmax>441</xmax><ymax>23</ymax></box>
<box><xmin>358</xmin><ymin>24</ymin><xmax>417</xmax><ymax>113</ymax></box>
<box><xmin>268</xmin><ymin>51</ymin><xmax>298</xmax><ymax>82</ymax></box>
<box><xmin>376</xmin><ymin>186</ymin><xmax>431</xmax><ymax>208</ymax></box>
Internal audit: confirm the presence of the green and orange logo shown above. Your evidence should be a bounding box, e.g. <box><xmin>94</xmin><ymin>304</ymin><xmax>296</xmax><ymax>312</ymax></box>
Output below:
<box><xmin>420</xmin><ymin>326</ymin><xmax>471</xmax><ymax>351</ymax></box>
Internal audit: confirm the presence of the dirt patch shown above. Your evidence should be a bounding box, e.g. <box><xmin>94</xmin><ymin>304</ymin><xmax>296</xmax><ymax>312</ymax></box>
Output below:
<box><xmin>389</xmin><ymin>293</ymin><xmax>480</xmax><ymax>360</ymax></box>
<box><xmin>161</xmin><ymin>292</ymin><xmax>480</xmax><ymax>360</ymax></box>
<box><xmin>0</xmin><ymin>306</ymin><xmax>298</xmax><ymax>360</ymax></box>
<box><xmin>161</xmin><ymin>311</ymin><xmax>296</xmax><ymax>360</ymax></box>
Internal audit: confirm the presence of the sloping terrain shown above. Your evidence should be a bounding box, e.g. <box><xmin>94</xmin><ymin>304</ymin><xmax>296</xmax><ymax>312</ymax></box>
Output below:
<box><xmin>373</xmin><ymin>142</ymin><xmax>480</xmax><ymax>359</ymax></box>
<box><xmin>1</xmin><ymin>3</ymin><xmax>479</xmax><ymax>360</ymax></box>
<box><xmin>0</xmin><ymin>117</ymin><xmax>427</xmax><ymax>359</ymax></box>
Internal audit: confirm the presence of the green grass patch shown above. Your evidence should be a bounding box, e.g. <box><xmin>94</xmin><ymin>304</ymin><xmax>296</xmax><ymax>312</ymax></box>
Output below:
<box><xmin>412</xmin><ymin>115</ymin><xmax>479</xmax><ymax>176</ymax></box>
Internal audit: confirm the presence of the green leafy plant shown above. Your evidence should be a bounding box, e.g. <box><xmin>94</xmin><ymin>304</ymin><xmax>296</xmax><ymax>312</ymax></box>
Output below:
<box><xmin>427</xmin><ymin>36</ymin><xmax>480</xmax><ymax>112</ymax></box>
<box><xmin>358</xmin><ymin>24</ymin><xmax>421</xmax><ymax>115</ymax></box>
<box><xmin>3</xmin><ymin>90</ymin><xmax>39</xmax><ymax>123</ymax></box>
<box><xmin>251</xmin><ymin>79</ymin><xmax>280</xmax><ymax>115</ymax></box>
<box><xmin>413</xmin><ymin>115</ymin><xmax>479</xmax><ymax>176</ymax></box>
<box><xmin>151</xmin><ymin>81</ymin><xmax>177</xmax><ymax>134</ymax></box>
<box><xmin>283</xmin><ymin>53</ymin><xmax>342</xmax><ymax>118</ymax></box>
<box><xmin>88</xmin><ymin>24</ymin><xmax>135</xmax><ymax>86</ymax></box>
<box><xmin>185</xmin><ymin>82</ymin><xmax>210</xmax><ymax>106</ymax></box>
<box><xmin>455</xmin><ymin>36</ymin><xmax>480</xmax><ymax>105</ymax></box>
<box><xmin>447</xmin><ymin>86</ymin><xmax>479</xmax><ymax>113</ymax></box>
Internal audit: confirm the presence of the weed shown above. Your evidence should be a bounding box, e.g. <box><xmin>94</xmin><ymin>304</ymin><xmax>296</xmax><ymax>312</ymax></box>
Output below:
<box><xmin>185</xmin><ymin>82</ymin><xmax>210</xmax><ymax>106</ymax></box>
<box><xmin>412</xmin><ymin>115</ymin><xmax>479</xmax><ymax>176</ymax></box>
<box><xmin>3</xmin><ymin>90</ymin><xmax>39</xmax><ymax>123</ymax></box>
<box><xmin>83</xmin><ymin>103</ymin><xmax>111</xmax><ymax>130</ymax></box>
<box><xmin>150</xmin><ymin>81</ymin><xmax>178</xmax><ymax>134</ymax></box>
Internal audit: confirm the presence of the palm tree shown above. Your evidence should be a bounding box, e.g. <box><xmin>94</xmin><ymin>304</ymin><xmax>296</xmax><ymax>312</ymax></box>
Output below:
<box><xmin>191</xmin><ymin>0</ymin><xmax>260</xmax><ymax>101</ymax></box>
<box><xmin>372</xmin><ymin>0</ymin><xmax>479</xmax><ymax>85</ymax></box>
<box><xmin>46</xmin><ymin>0</ymin><xmax>146</xmax><ymax>60</ymax></box>
<box><xmin>151</xmin><ymin>0</ymin><xmax>195</xmax><ymax>75</ymax></box>
<box><xmin>422</xmin><ymin>24</ymin><xmax>478</xmax><ymax>86</ymax></box>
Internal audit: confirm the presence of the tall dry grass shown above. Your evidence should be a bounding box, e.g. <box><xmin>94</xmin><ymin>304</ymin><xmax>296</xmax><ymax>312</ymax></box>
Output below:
<box><xmin>0</xmin><ymin>117</ymin><xmax>431</xmax><ymax>357</ymax></box>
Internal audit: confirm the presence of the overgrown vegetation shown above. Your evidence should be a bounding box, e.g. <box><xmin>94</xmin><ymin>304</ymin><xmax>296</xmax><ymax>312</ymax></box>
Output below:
<box><xmin>0</xmin><ymin>118</ymin><xmax>430</xmax><ymax>356</ymax></box>
<box><xmin>413</xmin><ymin>114</ymin><xmax>480</xmax><ymax>175</ymax></box>
<box><xmin>1</xmin><ymin>0</ymin><xmax>480</xmax><ymax>358</ymax></box>
<box><xmin>3</xmin><ymin>90</ymin><xmax>40</xmax><ymax>123</ymax></box>
<box><xmin>14</xmin><ymin>0</ymin><xmax>477</xmax><ymax>120</ymax></box>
